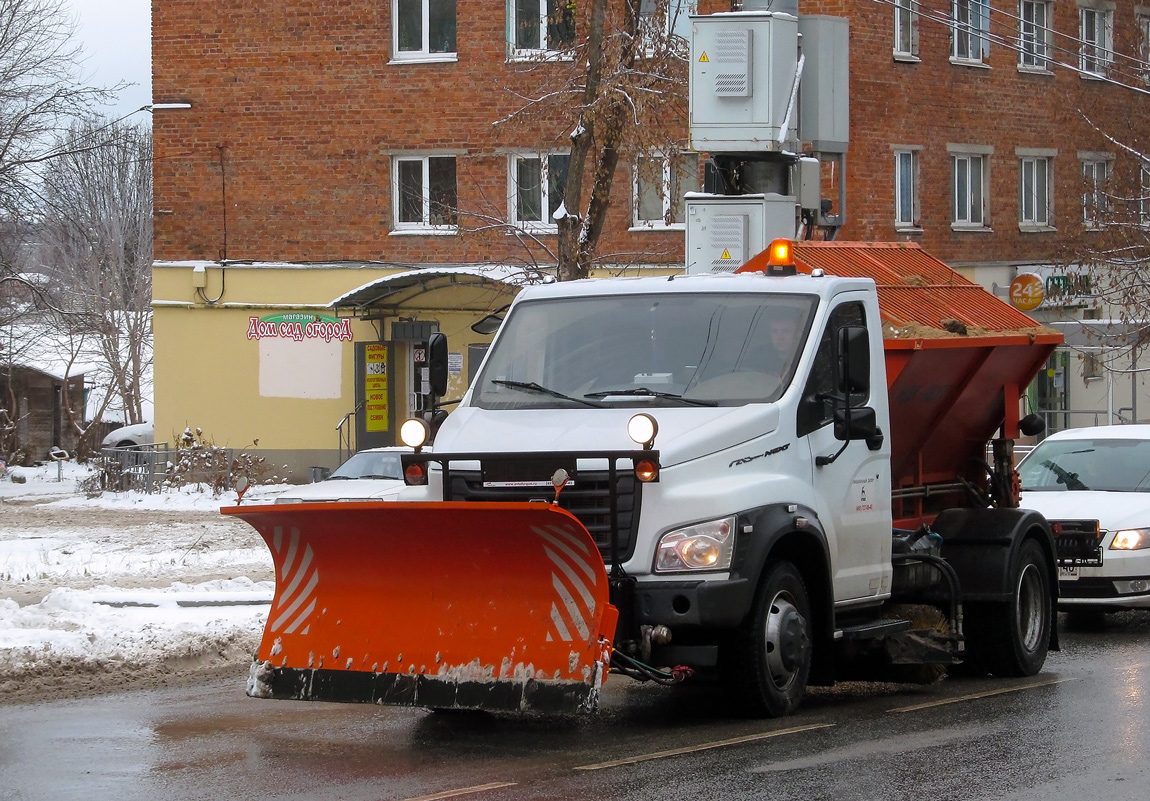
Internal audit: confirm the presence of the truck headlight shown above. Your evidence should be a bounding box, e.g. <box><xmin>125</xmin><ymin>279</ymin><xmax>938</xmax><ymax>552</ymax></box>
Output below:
<box><xmin>1111</xmin><ymin>528</ymin><xmax>1150</xmax><ymax>550</ymax></box>
<box><xmin>655</xmin><ymin>516</ymin><xmax>737</xmax><ymax>573</ymax></box>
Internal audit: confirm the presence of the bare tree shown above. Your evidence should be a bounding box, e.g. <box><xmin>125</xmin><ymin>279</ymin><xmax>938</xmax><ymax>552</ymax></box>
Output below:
<box><xmin>498</xmin><ymin>0</ymin><xmax>691</xmax><ymax>280</ymax></box>
<box><xmin>0</xmin><ymin>0</ymin><xmax>118</xmax><ymax>222</ymax></box>
<box><xmin>1060</xmin><ymin>104</ymin><xmax>1150</xmax><ymax>340</ymax></box>
<box><xmin>36</xmin><ymin>119</ymin><xmax>153</xmax><ymax>449</ymax></box>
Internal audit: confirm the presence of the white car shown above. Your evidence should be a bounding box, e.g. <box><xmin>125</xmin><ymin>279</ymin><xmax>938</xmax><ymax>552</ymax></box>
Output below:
<box><xmin>101</xmin><ymin>422</ymin><xmax>155</xmax><ymax>449</ymax></box>
<box><xmin>1018</xmin><ymin>425</ymin><xmax>1150</xmax><ymax>613</ymax></box>
<box><xmin>274</xmin><ymin>446</ymin><xmax>410</xmax><ymax>504</ymax></box>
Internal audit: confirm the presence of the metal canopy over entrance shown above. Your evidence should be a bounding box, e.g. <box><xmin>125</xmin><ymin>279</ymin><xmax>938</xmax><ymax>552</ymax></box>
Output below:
<box><xmin>331</xmin><ymin>265</ymin><xmax>552</xmax><ymax>456</ymax></box>
<box><xmin>330</xmin><ymin>264</ymin><xmax>551</xmax><ymax>317</ymax></box>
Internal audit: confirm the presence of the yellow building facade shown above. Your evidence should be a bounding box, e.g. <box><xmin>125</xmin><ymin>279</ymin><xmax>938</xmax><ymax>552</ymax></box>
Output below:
<box><xmin>152</xmin><ymin>260</ymin><xmax>528</xmax><ymax>480</ymax></box>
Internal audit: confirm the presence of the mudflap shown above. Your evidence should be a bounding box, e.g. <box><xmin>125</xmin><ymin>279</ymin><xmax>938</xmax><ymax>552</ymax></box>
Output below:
<box><xmin>223</xmin><ymin>501</ymin><xmax>618</xmax><ymax>713</ymax></box>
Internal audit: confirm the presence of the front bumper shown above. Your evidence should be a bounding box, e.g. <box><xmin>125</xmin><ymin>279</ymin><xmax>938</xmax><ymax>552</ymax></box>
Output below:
<box><xmin>634</xmin><ymin>577</ymin><xmax>754</xmax><ymax>629</ymax></box>
<box><xmin>1058</xmin><ymin>576</ymin><xmax>1150</xmax><ymax>610</ymax></box>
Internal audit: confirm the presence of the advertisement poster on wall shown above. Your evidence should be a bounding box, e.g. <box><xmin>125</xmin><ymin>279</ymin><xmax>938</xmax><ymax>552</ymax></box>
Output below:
<box><xmin>364</xmin><ymin>343</ymin><xmax>389</xmax><ymax>433</ymax></box>
<box><xmin>355</xmin><ymin>341</ymin><xmax>394</xmax><ymax>449</ymax></box>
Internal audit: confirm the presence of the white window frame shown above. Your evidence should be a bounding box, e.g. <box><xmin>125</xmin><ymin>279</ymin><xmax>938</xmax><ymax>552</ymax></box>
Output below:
<box><xmin>1078</xmin><ymin>4</ymin><xmax>1115</xmax><ymax>76</ymax></box>
<box><xmin>1018</xmin><ymin>150</ymin><xmax>1054</xmax><ymax>230</ymax></box>
<box><xmin>633</xmin><ymin>151</ymin><xmax>698</xmax><ymax>229</ymax></box>
<box><xmin>948</xmin><ymin>145</ymin><xmax>993</xmax><ymax>229</ymax></box>
<box><xmin>1019</xmin><ymin>0</ymin><xmax>1052</xmax><ymax>71</ymax></box>
<box><xmin>509</xmin><ymin>152</ymin><xmax>570</xmax><ymax>232</ymax></box>
<box><xmin>1137</xmin><ymin>12</ymin><xmax>1150</xmax><ymax>83</ymax></box>
<box><xmin>1141</xmin><ymin>163</ymin><xmax>1150</xmax><ymax>227</ymax></box>
<box><xmin>1080</xmin><ymin>153</ymin><xmax>1113</xmax><ymax>228</ymax></box>
<box><xmin>640</xmin><ymin>0</ymin><xmax>695</xmax><ymax>47</ymax></box>
<box><xmin>509</xmin><ymin>0</ymin><xmax>576</xmax><ymax>60</ymax></box>
<box><xmin>894</xmin><ymin>0</ymin><xmax>919</xmax><ymax>59</ymax></box>
<box><xmin>893</xmin><ymin>147</ymin><xmax>921</xmax><ymax>229</ymax></box>
<box><xmin>952</xmin><ymin>0</ymin><xmax>991</xmax><ymax>63</ymax></box>
<box><xmin>392</xmin><ymin>155</ymin><xmax>459</xmax><ymax>233</ymax></box>
<box><xmin>392</xmin><ymin>0</ymin><xmax>457</xmax><ymax>63</ymax></box>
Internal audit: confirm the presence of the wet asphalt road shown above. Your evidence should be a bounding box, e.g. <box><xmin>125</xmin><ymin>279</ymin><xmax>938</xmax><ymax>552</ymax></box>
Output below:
<box><xmin>3</xmin><ymin>612</ymin><xmax>1150</xmax><ymax>801</ymax></box>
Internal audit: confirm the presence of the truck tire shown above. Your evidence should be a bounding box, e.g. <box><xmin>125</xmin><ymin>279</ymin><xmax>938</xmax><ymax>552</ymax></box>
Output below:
<box><xmin>965</xmin><ymin>538</ymin><xmax>1052</xmax><ymax>677</ymax></box>
<box><xmin>723</xmin><ymin>560</ymin><xmax>812</xmax><ymax>717</ymax></box>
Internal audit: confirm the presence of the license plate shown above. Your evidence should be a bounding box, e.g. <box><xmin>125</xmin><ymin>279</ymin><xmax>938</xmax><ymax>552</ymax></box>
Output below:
<box><xmin>1059</xmin><ymin>565</ymin><xmax>1079</xmax><ymax>581</ymax></box>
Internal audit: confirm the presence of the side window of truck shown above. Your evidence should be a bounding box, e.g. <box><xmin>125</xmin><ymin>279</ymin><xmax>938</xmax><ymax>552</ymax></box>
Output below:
<box><xmin>797</xmin><ymin>302</ymin><xmax>866</xmax><ymax>437</ymax></box>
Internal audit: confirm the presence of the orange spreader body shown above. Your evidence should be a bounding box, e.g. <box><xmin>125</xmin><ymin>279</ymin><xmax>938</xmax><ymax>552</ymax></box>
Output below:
<box><xmin>223</xmin><ymin>500</ymin><xmax>618</xmax><ymax>712</ymax></box>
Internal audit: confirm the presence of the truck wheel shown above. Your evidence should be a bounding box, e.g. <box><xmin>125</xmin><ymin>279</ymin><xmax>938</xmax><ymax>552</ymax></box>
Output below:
<box><xmin>724</xmin><ymin>560</ymin><xmax>812</xmax><ymax>717</ymax></box>
<box><xmin>967</xmin><ymin>538</ymin><xmax>1052</xmax><ymax>677</ymax></box>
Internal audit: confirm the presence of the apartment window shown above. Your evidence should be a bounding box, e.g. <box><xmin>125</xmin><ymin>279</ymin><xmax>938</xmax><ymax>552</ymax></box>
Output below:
<box><xmin>894</xmin><ymin>0</ymin><xmax>919</xmax><ymax>58</ymax></box>
<box><xmin>1083</xmin><ymin>353</ymin><xmax>1104</xmax><ymax>380</ymax></box>
<box><xmin>1138</xmin><ymin>14</ymin><xmax>1150</xmax><ymax>82</ymax></box>
<box><xmin>1081</xmin><ymin>156</ymin><xmax>1111</xmax><ymax>227</ymax></box>
<box><xmin>510</xmin><ymin>0</ymin><xmax>576</xmax><ymax>58</ymax></box>
<box><xmin>952</xmin><ymin>0</ymin><xmax>990</xmax><ymax>62</ymax></box>
<box><xmin>1141</xmin><ymin>164</ymin><xmax>1150</xmax><ymax>226</ymax></box>
<box><xmin>894</xmin><ymin>148</ymin><xmax>920</xmax><ymax>228</ymax></box>
<box><xmin>511</xmin><ymin>153</ymin><xmax>569</xmax><ymax>230</ymax></box>
<box><xmin>394</xmin><ymin>0</ymin><xmax>456</xmax><ymax>60</ymax></box>
<box><xmin>635</xmin><ymin>152</ymin><xmax>698</xmax><ymax>227</ymax></box>
<box><xmin>1019</xmin><ymin>1</ymin><xmax>1051</xmax><ymax>70</ymax></box>
<box><xmin>640</xmin><ymin>0</ymin><xmax>694</xmax><ymax>43</ymax></box>
<box><xmin>1079</xmin><ymin>5</ymin><xmax>1114</xmax><ymax>76</ymax></box>
<box><xmin>952</xmin><ymin>151</ymin><xmax>989</xmax><ymax>227</ymax></box>
<box><xmin>1019</xmin><ymin>155</ymin><xmax>1052</xmax><ymax>228</ymax></box>
<box><xmin>394</xmin><ymin>156</ymin><xmax>458</xmax><ymax>231</ymax></box>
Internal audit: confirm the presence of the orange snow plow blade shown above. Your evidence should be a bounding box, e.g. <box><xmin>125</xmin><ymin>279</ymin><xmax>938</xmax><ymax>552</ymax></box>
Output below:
<box><xmin>222</xmin><ymin>501</ymin><xmax>618</xmax><ymax>713</ymax></box>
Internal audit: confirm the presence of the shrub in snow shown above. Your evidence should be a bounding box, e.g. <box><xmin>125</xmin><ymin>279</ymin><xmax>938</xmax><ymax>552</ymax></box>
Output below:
<box><xmin>84</xmin><ymin>426</ymin><xmax>288</xmax><ymax>497</ymax></box>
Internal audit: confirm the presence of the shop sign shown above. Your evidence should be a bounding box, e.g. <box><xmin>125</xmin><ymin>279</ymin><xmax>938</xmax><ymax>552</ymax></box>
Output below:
<box><xmin>1009</xmin><ymin>274</ymin><xmax>1045</xmax><ymax>311</ymax></box>
<box><xmin>1009</xmin><ymin>267</ymin><xmax>1094</xmax><ymax>311</ymax></box>
<box><xmin>246</xmin><ymin>313</ymin><xmax>354</xmax><ymax>343</ymax></box>
<box><xmin>1044</xmin><ymin>273</ymin><xmax>1093</xmax><ymax>301</ymax></box>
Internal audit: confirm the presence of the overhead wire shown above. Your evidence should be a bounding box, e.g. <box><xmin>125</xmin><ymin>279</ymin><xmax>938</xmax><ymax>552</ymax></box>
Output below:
<box><xmin>867</xmin><ymin>0</ymin><xmax>1150</xmax><ymax>96</ymax></box>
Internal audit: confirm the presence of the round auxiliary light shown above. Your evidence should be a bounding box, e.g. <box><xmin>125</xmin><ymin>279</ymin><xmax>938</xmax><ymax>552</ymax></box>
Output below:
<box><xmin>399</xmin><ymin>417</ymin><xmax>431</xmax><ymax>449</ymax></box>
<box><xmin>627</xmin><ymin>413</ymin><xmax>659</xmax><ymax>449</ymax></box>
<box><xmin>634</xmin><ymin>459</ymin><xmax>659</xmax><ymax>483</ymax></box>
<box><xmin>404</xmin><ymin>461</ymin><xmax>428</xmax><ymax>486</ymax></box>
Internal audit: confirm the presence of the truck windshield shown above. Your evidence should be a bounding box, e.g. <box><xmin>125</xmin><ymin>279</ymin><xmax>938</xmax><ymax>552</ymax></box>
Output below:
<box><xmin>472</xmin><ymin>292</ymin><xmax>818</xmax><ymax>409</ymax></box>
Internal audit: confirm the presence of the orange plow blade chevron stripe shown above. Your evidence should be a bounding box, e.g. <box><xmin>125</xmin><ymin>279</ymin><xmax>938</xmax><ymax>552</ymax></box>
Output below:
<box><xmin>222</xmin><ymin>501</ymin><xmax>619</xmax><ymax>712</ymax></box>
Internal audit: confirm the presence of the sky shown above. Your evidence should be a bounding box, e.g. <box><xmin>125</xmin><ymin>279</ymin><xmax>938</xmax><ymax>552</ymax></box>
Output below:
<box><xmin>65</xmin><ymin>0</ymin><xmax>152</xmax><ymax>120</ymax></box>
<box><xmin>0</xmin><ymin>461</ymin><xmax>278</xmax><ymax>694</ymax></box>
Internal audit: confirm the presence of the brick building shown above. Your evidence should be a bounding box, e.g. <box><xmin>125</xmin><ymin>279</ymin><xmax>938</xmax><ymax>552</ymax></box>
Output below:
<box><xmin>151</xmin><ymin>0</ymin><xmax>1149</xmax><ymax>472</ymax></box>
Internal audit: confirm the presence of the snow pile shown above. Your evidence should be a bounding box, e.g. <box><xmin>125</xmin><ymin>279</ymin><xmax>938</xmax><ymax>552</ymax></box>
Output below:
<box><xmin>1</xmin><ymin>462</ymin><xmax>283</xmax><ymax>701</ymax></box>
<box><xmin>0</xmin><ymin>580</ymin><xmax>270</xmax><ymax>679</ymax></box>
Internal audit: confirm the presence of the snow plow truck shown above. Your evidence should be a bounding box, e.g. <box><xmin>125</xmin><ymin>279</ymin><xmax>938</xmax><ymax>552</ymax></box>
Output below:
<box><xmin>224</xmin><ymin>238</ymin><xmax>1063</xmax><ymax>717</ymax></box>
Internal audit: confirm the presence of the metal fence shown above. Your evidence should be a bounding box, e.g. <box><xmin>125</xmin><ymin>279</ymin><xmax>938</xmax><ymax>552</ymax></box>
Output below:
<box><xmin>1033</xmin><ymin>408</ymin><xmax>1131</xmax><ymax>437</ymax></box>
<box><xmin>97</xmin><ymin>443</ymin><xmax>172</xmax><ymax>494</ymax></box>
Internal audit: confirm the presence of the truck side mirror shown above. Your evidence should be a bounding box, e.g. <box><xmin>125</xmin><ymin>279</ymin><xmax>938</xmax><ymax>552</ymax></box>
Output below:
<box><xmin>428</xmin><ymin>332</ymin><xmax>448</xmax><ymax>398</ymax></box>
<box><xmin>1019</xmin><ymin>413</ymin><xmax>1045</xmax><ymax>437</ymax></box>
<box><xmin>839</xmin><ymin>326</ymin><xmax>870</xmax><ymax>398</ymax></box>
<box><xmin>834</xmin><ymin>406</ymin><xmax>878</xmax><ymax>441</ymax></box>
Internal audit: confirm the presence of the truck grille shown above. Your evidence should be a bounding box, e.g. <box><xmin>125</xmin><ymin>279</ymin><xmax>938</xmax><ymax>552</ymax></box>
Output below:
<box><xmin>1051</xmin><ymin>519</ymin><xmax>1104</xmax><ymax>567</ymax></box>
<box><xmin>446</xmin><ymin>470</ymin><xmax>642</xmax><ymax>563</ymax></box>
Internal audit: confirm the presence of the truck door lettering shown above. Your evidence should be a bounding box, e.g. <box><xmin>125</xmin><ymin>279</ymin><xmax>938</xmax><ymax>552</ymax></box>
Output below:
<box><xmin>729</xmin><ymin>443</ymin><xmax>790</xmax><ymax>468</ymax></box>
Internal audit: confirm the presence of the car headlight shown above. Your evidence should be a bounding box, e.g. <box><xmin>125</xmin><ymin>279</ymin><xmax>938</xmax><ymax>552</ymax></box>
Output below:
<box><xmin>1111</xmin><ymin>528</ymin><xmax>1150</xmax><ymax>550</ymax></box>
<box><xmin>655</xmin><ymin>516</ymin><xmax>737</xmax><ymax>573</ymax></box>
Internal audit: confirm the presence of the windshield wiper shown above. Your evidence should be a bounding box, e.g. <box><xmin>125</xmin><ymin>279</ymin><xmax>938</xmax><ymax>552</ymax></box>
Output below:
<box><xmin>585</xmin><ymin>387</ymin><xmax>718</xmax><ymax>407</ymax></box>
<box><xmin>1040</xmin><ymin>459</ymin><xmax>1089</xmax><ymax>491</ymax></box>
<box><xmin>491</xmin><ymin>379</ymin><xmax>605</xmax><ymax>408</ymax></box>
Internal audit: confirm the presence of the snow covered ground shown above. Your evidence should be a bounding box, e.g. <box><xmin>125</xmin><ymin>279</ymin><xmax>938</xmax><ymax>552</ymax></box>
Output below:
<box><xmin>0</xmin><ymin>461</ymin><xmax>283</xmax><ymax>702</ymax></box>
